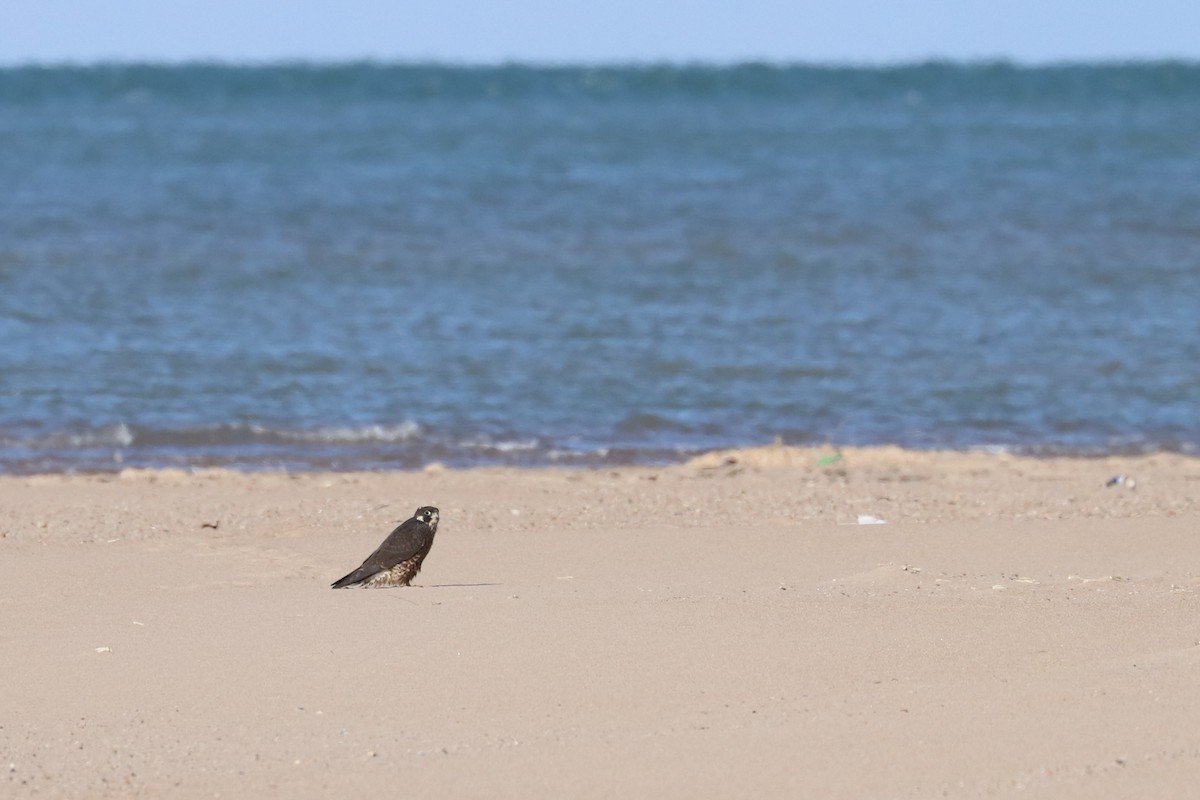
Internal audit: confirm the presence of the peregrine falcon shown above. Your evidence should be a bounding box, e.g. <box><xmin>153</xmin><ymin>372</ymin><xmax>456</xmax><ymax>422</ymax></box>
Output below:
<box><xmin>331</xmin><ymin>506</ymin><xmax>440</xmax><ymax>589</ymax></box>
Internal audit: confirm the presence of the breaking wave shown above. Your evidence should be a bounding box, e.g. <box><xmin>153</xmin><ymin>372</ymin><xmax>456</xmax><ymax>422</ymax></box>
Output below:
<box><xmin>0</xmin><ymin>421</ymin><xmax>703</xmax><ymax>474</ymax></box>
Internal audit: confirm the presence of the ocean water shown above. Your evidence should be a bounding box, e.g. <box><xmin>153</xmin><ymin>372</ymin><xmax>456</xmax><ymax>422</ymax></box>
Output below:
<box><xmin>1</xmin><ymin>62</ymin><xmax>1198</xmax><ymax>473</ymax></box>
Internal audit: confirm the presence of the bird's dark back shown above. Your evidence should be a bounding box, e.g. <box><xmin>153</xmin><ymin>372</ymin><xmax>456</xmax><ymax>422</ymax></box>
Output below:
<box><xmin>372</xmin><ymin>515</ymin><xmax>436</xmax><ymax>567</ymax></box>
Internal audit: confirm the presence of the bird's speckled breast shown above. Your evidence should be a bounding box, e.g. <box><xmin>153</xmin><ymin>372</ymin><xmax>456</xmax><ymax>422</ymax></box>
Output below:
<box><xmin>358</xmin><ymin>557</ymin><xmax>423</xmax><ymax>588</ymax></box>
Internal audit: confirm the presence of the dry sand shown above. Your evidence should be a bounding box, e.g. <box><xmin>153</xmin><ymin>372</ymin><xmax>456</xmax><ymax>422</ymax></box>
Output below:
<box><xmin>2</xmin><ymin>446</ymin><xmax>1199</xmax><ymax>798</ymax></box>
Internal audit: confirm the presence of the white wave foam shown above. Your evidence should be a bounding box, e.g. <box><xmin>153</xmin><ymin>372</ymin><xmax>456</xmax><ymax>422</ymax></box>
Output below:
<box><xmin>548</xmin><ymin>447</ymin><xmax>609</xmax><ymax>461</ymax></box>
<box><xmin>288</xmin><ymin>422</ymin><xmax>422</xmax><ymax>443</ymax></box>
<box><xmin>460</xmin><ymin>437</ymin><xmax>540</xmax><ymax>452</ymax></box>
<box><xmin>59</xmin><ymin>423</ymin><xmax>135</xmax><ymax>448</ymax></box>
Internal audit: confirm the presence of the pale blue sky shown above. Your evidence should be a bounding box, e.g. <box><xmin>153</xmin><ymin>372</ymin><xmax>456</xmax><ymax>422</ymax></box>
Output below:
<box><xmin>3</xmin><ymin>0</ymin><xmax>1199</xmax><ymax>64</ymax></box>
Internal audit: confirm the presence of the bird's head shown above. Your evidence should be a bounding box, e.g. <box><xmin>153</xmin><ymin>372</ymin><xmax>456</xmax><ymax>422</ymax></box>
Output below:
<box><xmin>414</xmin><ymin>506</ymin><xmax>440</xmax><ymax>528</ymax></box>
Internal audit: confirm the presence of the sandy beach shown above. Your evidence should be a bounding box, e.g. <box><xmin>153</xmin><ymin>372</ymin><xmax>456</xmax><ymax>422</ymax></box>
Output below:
<box><xmin>3</xmin><ymin>445</ymin><xmax>1199</xmax><ymax>798</ymax></box>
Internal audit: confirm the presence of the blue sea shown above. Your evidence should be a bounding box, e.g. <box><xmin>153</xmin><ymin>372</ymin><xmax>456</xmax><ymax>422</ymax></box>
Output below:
<box><xmin>2</xmin><ymin>62</ymin><xmax>1198</xmax><ymax>474</ymax></box>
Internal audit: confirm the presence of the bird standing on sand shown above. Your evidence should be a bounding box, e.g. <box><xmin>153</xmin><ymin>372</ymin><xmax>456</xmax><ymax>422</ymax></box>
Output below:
<box><xmin>331</xmin><ymin>506</ymin><xmax>440</xmax><ymax>588</ymax></box>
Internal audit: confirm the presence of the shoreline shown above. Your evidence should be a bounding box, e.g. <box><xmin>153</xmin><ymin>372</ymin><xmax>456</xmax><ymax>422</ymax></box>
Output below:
<box><xmin>5</xmin><ymin>445</ymin><xmax>1198</xmax><ymax>532</ymax></box>
<box><xmin>3</xmin><ymin>445</ymin><xmax>1199</xmax><ymax>797</ymax></box>
<box><xmin>4</xmin><ymin>439</ymin><xmax>1198</xmax><ymax>479</ymax></box>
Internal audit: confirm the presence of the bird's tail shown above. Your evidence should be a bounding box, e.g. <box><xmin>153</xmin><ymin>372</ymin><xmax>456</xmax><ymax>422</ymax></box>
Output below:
<box><xmin>330</xmin><ymin>568</ymin><xmax>371</xmax><ymax>589</ymax></box>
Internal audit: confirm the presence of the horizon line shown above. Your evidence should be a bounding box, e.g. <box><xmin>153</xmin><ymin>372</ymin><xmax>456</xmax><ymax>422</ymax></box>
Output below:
<box><xmin>3</xmin><ymin>55</ymin><xmax>1199</xmax><ymax>70</ymax></box>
